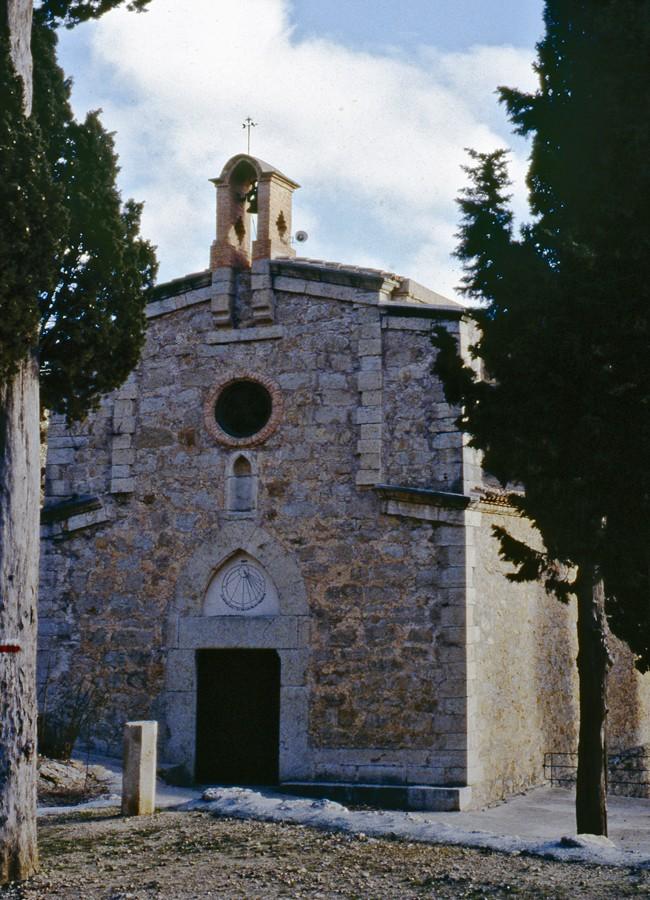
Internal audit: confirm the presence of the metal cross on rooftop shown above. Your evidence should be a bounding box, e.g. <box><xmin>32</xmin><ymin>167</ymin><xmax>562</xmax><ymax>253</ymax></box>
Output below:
<box><xmin>242</xmin><ymin>117</ymin><xmax>258</xmax><ymax>154</ymax></box>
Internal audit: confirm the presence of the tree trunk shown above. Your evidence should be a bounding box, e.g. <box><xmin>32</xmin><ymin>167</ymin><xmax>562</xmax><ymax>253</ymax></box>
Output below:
<box><xmin>1</xmin><ymin>0</ymin><xmax>38</xmax><ymax>884</ymax></box>
<box><xmin>575</xmin><ymin>564</ymin><xmax>611</xmax><ymax>836</ymax></box>
<box><xmin>0</xmin><ymin>356</ymin><xmax>40</xmax><ymax>882</ymax></box>
<box><xmin>5</xmin><ymin>0</ymin><xmax>33</xmax><ymax>115</ymax></box>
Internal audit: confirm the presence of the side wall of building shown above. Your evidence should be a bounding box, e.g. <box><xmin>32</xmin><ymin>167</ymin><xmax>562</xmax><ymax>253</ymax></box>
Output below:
<box><xmin>469</xmin><ymin>507</ymin><xmax>650</xmax><ymax>806</ymax></box>
<box><xmin>469</xmin><ymin>511</ymin><xmax>578</xmax><ymax>805</ymax></box>
<box><xmin>608</xmin><ymin>639</ymin><xmax>650</xmax><ymax>752</ymax></box>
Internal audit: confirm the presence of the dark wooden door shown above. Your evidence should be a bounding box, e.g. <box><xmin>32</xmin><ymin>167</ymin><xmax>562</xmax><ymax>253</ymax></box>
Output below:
<box><xmin>195</xmin><ymin>649</ymin><xmax>280</xmax><ymax>784</ymax></box>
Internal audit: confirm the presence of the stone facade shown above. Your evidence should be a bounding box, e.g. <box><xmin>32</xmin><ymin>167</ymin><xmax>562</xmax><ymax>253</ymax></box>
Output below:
<box><xmin>39</xmin><ymin>154</ymin><xmax>650</xmax><ymax>809</ymax></box>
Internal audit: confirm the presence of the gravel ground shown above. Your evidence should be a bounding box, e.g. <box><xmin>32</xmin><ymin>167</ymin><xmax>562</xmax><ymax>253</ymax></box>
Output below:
<box><xmin>1</xmin><ymin>808</ymin><xmax>649</xmax><ymax>899</ymax></box>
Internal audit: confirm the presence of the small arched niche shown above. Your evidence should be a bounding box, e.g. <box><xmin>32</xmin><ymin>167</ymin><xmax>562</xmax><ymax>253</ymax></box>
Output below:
<box><xmin>203</xmin><ymin>551</ymin><xmax>279</xmax><ymax>617</ymax></box>
<box><xmin>225</xmin><ymin>451</ymin><xmax>258</xmax><ymax>514</ymax></box>
<box><xmin>233</xmin><ymin>455</ymin><xmax>251</xmax><ymax>476</ymax></box>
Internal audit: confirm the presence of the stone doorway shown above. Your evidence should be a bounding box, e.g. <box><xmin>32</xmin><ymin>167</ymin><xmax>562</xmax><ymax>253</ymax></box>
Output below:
<box><xmin>195</xmin><ymin>648</ymin><xmax>281</xmax><ymax>784</ymax></box>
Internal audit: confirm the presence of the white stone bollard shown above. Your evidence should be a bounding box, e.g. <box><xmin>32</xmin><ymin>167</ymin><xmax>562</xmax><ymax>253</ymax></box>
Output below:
<box><xmin>122</xmin><ymin>720</ymin><xmax>158</xmax><ymax>816</ymax></box>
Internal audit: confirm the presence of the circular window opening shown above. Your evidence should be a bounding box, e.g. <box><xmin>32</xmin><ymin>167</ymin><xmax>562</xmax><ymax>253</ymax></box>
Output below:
<box><xmin>214</xmin><ymin>380</ymin><xmax>272</xmax><ymax>439</ymax></box>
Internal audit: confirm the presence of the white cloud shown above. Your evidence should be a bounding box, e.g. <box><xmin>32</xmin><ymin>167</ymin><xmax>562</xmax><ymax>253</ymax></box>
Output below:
<box><xmin>65</xmin><ymin>0</ymin><xmax>537</xmax><ymax>298</ymax></box>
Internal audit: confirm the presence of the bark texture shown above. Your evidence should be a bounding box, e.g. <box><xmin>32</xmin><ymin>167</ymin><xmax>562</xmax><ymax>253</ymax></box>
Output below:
<box><xmin>575</xmin><ymin>567</ymin><xmax>611</xmax><ymax>836</ymax></box>
<box><xmin>0</xmin><ymin>357</ymin><xmax>40</xmax><ymax>882</ymax></box>
<box><xmin>0</xmin><ymin>0</ymin><xmax>39</xmax><ymax>884</ymax></box>
<box><xmin>5</xmin><ymin>0</ymin><xmax>32</xmax><ymax>114</ymax></box>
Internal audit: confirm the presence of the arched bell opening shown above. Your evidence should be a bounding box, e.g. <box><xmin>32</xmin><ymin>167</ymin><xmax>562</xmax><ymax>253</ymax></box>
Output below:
<box><xmin>210</xmin><ymin>154</ymin><xmax>299</xmax><ymax>269</ymax></box>
<box><xmin>228</xmin><ymin>159</ymin><xmax>258</xmax><ymax>250</ymax></box>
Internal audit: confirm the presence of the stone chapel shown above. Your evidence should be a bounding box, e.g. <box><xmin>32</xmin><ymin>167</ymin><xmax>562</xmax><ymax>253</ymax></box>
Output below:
<box><xmin>39</xmin><ymin>154</ymin><xmax>650</xmax><ymax>810</ymax></box>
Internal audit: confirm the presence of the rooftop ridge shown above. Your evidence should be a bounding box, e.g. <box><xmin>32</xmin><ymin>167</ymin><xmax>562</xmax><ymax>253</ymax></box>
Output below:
<box><xmin>147</xmin><ymin>258</ymin><xmax>464</xmax><ymax>312</ymax></box>
<box><xmin>274</xmin><ymin>257</ymin><xmax>463</xmax><ymax>309</ymax></box>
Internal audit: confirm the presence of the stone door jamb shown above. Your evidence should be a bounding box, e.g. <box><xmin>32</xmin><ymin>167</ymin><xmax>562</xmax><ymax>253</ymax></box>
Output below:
<box><xmin>163</xmin><ymin>522</ymin><xmax>311</xmax><ymax>783</ymax></box>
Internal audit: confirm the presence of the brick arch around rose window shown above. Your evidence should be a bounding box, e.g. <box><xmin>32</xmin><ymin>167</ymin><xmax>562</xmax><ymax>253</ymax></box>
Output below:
<box><xmin>162</xmin><ymin>522</ymin><xmax>311</xmax><ymax>784</ymax></box>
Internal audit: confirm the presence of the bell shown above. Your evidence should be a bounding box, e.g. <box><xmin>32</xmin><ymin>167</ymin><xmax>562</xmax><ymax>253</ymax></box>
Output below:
<box><xmin>245</xmin><ymin>184</ymin><xmax>258</xmax><ymax>214</ymax></box>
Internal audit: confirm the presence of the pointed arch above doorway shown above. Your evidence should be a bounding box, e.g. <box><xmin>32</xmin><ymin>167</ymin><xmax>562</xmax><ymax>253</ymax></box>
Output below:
<box><xmin>204</xmin><ymin>551</ymin><xmax>279</xmax><ymax>617</ymax></box>
<box><xmin>164</xmin><ymin>522</ymin><xmax>311</xmax><ymax>785</ymax></box>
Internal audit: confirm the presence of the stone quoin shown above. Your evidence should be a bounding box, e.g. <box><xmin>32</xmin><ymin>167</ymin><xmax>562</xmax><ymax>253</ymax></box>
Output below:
<box><xmin>39</xmin><ymin>154</ymin><xmax>650</xmax><ymax>810</ymax></box>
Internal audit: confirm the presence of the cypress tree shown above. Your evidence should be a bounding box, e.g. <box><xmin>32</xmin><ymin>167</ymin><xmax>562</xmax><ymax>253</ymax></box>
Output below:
<box><xmin>32</xmin><ymin>20</ymin><xmax>157</xmax><ymax>420</ymax></box>
<box><xmin>40</xmin><ymin>0</ymin><xmax>150</xmax><ymax>28</ymax></box>
<box><xmin>0</xmin><ymin>21</ymin><xmax>61</xmax><ymax>386</ymax></box>
<box><xmin>0</xmin><ymin>11</ymin><xmax>57</xmax><ymax>881</ymax></box>
<box><xmin>0</xmin><ymin>0</ymin><xmax>154</xmax><ymax>881</ymax></box>
<box><xmin>433</xmin><ymin>0</ymin><xmax>650</xmax><ymax>836</ymax></box>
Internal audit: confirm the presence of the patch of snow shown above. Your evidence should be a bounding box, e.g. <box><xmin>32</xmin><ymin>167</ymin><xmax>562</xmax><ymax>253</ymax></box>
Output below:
<box><xmin>560</xmin><ymin>834</ymin><xmax>616</xmax><ymax>849</ymax></box>
<box><xmin>190</xmin><ymin>786</ymin><xmax>650</xmax><ymax>869</ymax></box>
<box><xmin>38</xmin><ymin>754</ymin><xmax>650</xmax><ymax>868</ymax></box>
<box><xmin>39</xmin><ymin>793</ymin><xmax>123</xmax><ymax>817</ymax></box>
<box><xmin>37</xmin><ymin>751</ymin><xmax>200</xmax><ymax>817</ymax></box>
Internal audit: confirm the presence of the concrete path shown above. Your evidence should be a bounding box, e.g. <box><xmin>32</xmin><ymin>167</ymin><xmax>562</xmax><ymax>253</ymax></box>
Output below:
<box><xmin>411</xmin><ymin>785</ymin><xmax>650</xmax><ymax>854</ymax></box>
<box><xmin>194</xmin><ymin>784</ymin><xmax>650</xmax><ymax>867</ymax></box>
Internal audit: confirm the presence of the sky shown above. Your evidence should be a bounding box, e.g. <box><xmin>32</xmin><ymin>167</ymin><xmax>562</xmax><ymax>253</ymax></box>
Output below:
<box><xmin>55</xmin><ymin>0</ymin><xmax>545</xmax><ymax>299</ymax></box>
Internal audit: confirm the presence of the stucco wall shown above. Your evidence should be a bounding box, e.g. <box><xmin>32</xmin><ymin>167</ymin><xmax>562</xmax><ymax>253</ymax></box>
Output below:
<box><xmin>469</xmin><ymin>511</ymin><xmax>578</xmax><ymax>805</ymax></box>
<box><xmin>470</xmin><ymin>508</ymin><xmax>650</xmax><ymax>805</ymax></box>
<box><xmin>608</xmin><ymin>637</ymin><xmax>650</xmax><ymax>752</ymax></box>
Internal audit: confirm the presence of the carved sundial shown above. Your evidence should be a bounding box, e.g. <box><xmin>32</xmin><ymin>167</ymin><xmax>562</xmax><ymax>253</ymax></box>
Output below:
<box><xmin>220</xmin><ymin>560</ymin><xmax>267</xmax><ymax>611</ymax></box>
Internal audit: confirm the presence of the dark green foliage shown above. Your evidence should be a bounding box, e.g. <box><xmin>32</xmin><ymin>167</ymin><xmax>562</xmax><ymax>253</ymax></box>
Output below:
<box><xmin>32</xmin><ymin>22</ymin><xmax>157</xmax><ymax>420</ymax></box>
<box><xmin>0</xmin><ymin>29</ymin><xmax>62</xmax><ymax>384</ymax></box>
<box><xmin>433</xmin><ymin>1</ymin><xmax>650</xmax><ymax>667</ymax></box>
<box><xmin>39</xmin><ymin>0</ymin><xmax>151</xmax><ymax>29</ymax></box>
<box><xmin>0</xmin><ymin>18</ymin><xmax>157</xmax><ymax>421</ymax></box>
<box><xmin>0</xmin><ymin>1</ymin><xmax>154</xmax><ymax>882</ymax></box>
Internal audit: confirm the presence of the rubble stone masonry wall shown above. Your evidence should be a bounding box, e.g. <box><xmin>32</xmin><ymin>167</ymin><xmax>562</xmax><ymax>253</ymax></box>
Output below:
<box><xmin>39</xmin><ymin>260</ymin><xmax>650</xmax><ymax>803</ymax></box>
<box><xmin>40</xmin><ymin>265</ymin><xmax>474</xmax><ymax>788</ymax></box>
